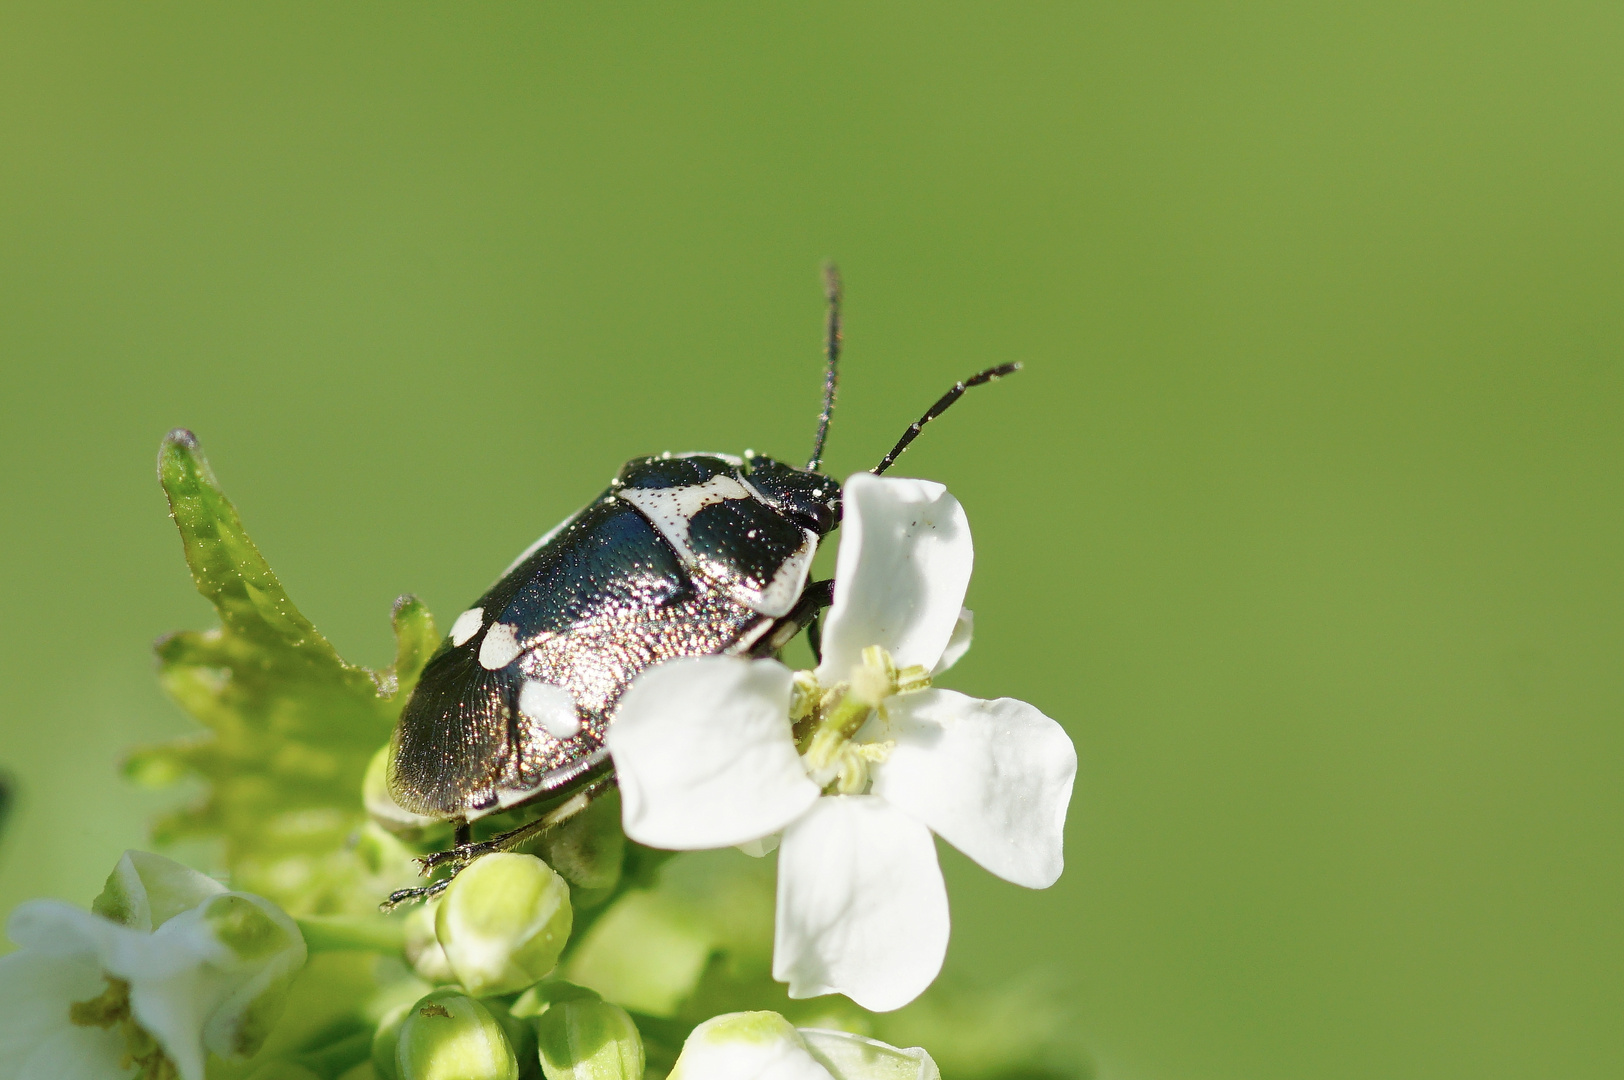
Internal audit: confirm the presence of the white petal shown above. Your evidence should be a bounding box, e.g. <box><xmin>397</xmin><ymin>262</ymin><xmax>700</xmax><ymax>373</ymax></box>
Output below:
<box><xmin>0</xmin><ymin>950</ymin><xmax>130</xmax><ymax>1080</ymax></box>
<box><xmin>669</xmin><ymin>1012</ymin><xmax>835</xmax><ymax>1080</ymax></box>
<box><xmin>931</xmin><ymin>609</ymin><xmax>973</xmax><ymax>676</ymax></box>
<box><xmin>608</xmin><ymin>657</ymin><xmax>820</xmax><ymax>850</ymax></box>
<box><xmin>190</xmin><ymin>895</ymin><xmax>307</xmax><ymax>1062</ymax></box>
<box><xmin>6</xmin><ymin>902</ymin><xmax>216</xmax><ymax>1080</ymax></box>
<box><xmin>773</xmin><ymin>796</ymin><xmax>949</xmax><ymax>1012</ymax></box>
<box><xmin>126</xmin><ymin>967</ymin><xmax>218</xmax><ymax>1080</ymax></box>
<box><xmin>799</xmin><ymin>1028</ymin><xmax>942</xmax><ymax>1080</ymax></box>
<box><xmin>8</xmin><ymin>902</ymin><xmax>130</xmax><ymax>964</ymax></box>
<box><xmin>871</xmin><ymin>690</ymin><xmax>1075</xmax><ymax>889</ymax></box>
<box><xmin>817</xmin><ymin>474</ymin><xmax>972</xmax><ymax>682</ymax></box>
<box><xmin>15</xmin><ymin>1027</ymin><xmax>134</xmax><ymax>1080</ymax></box>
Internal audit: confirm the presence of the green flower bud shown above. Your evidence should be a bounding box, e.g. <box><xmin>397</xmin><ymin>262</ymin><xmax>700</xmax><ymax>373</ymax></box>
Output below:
<box><xmin>669</xmin><ymin>1013</ymin><xmax>940</xmax><ymax>1080</ymax></box>
<box><xmin>189</xmin><ymin>891</ymin><xmax>307</xmax><ymax>1061</ymax></box>
<box><xmin>204</xmin><ymin>893</ymin><xmax>296</xmax><ymax>963</ymax></box>
<box><xmin>508</xmin><ymin>979</ymin><xmax>600</xmax><ymax>1019</ymax></box>
<box><xmin>435</xmin><ymin>854</ymin><xmax>572</xmax><ymax>996</ymax></box>
<box><xmin>373</xmin><ymin>1001</ymin><xmax>413</xmax><ymax>1080</ymax></box>
<box><xmin>365</xmin><ymin>745</ymin><xmax>441</xmax><ymax>834</ymax></box>
<box><xmin>533</xmin><ymin>788</ymin><xmax>625</xmax><ymax>895</ymax></box>
<box><xmin>801</xmin><ymin>1029</ymin><xmax>941</xmax><ymax>1080</ymax></box>
<box><xmin>668</xmin><ymin>1012</ymin><xmax>809</xmax><ymax>1080</ymax></box>
<box><xmin>92</xmin><ymin>849</ymin><xmax>226</xmax><ymax>931</ymax></box>
<box><xmin>487</xmin><ymin>998</ymin><xmax>541</xmax><ymax>1080</ymax></box>
<box><xmin>396</xmin><ymin>989</ymin><xmax>518</xmax><ymax>1080</ymax></box>
<box><xmin>405</xmin><ymin>899</ymin><xmax>455</xmax><ymax>984</ymax></box>
<box><xmin>529</xmin><ymin>987</ymin><xmax>644</xmax><ymax>1080</ymax></box>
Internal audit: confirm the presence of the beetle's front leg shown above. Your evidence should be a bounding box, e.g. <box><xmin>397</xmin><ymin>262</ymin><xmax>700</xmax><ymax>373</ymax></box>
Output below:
<box><xmin>751</xmin><ymin>578</ymin><xmax>835</xmax><ymax>659</ymax></box>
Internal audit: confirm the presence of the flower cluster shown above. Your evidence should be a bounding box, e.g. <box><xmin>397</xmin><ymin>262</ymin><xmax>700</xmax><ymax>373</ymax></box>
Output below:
<box><xmin>0</xmin><ymin>432</ymin><xmax>1083</xmax><ymax>1079</ymax></box>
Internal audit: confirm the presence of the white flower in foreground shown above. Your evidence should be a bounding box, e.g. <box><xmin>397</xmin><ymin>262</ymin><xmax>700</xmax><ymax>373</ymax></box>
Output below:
<box><xmin>670</xmin><ymin>1012</ymin><xmax>939</xmax><ymax>1080</ymax></box>
<box><xmin>608</xmin><ymin>473</ymin><xmax>1077</xmax><ymax>1011</ymax></box>
<box><xmin>0</xmin><ymin>850</ymin><xmax>306</xmax><ymax>1080</ymax></box>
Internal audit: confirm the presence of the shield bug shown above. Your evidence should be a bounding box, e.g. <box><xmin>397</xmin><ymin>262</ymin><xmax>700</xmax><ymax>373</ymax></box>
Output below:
<box><xmin>383</xmin><ymin>268</ymin><xmax>1017</xmax><ymax>907</ymax></box>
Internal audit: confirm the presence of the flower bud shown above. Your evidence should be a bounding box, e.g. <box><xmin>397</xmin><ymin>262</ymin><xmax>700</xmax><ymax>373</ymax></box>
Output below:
<box><xmin>800</xmin><ymin>1029</ymin><xmax>941</xmax><ymax>1080</ymax></box>
<box><xmin>669</xmin><ymin>1012</ymin><xmax>826</xmax><ymax>1080</ymax></box>
<box><xmin>372</xmin><ymin>1002</ymin><xmax>413</xmax><ymax>1080</ymax></box>
<box><xmin>365</xmin><ymin>745</ymin><xmax>441</xmax><ymax>834</ymax></box>
<box><xmin>669</xmin><ymin>1013</ymin><xmax>940</xmax><ymax>1080</ymax></box>
<box><xmin>534</xmin><ymin>789</ymin><xmax>625</xmax><ymax>894</ymax></box>
<box><xmin>525</xmin><ymin>984</ymin><xmax>644</xmax><ymax>1080</ymax></box>
<box><xmin>405</xmin><ymin>900</ymin><xmax>455</xmax><ymax>984</ymax></box>
<box><xmin>435</xmin><ymin>853</ymin><xmax>572</xmax><ymax>996</ymax></box>
<box><xmin>178</xmin><ymin>891</ymin><xmax>307</xmax><ymax>1062</ymax></box>
<box><xmin>487</xmin><ymin>998</ymin><xmax>540</xmax><ymax>1080</ymax></box>
<box><xmin>396</xmin><ymin>990</ymin><xmax>518</xmax><ymax>1080</ymax></box>
<box><xmin>92</xmin><ymin>848</ymin><xmax>226</xmax><ymax>931</ymax></box>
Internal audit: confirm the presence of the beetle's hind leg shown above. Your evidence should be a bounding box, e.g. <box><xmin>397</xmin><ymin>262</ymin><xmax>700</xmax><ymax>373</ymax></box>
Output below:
<box><xmin>380</xmin><ymin>875</ymin><xmax>453</xmax><ymax>912</ymax></box>
<box><xmin>414</xmin><ymin>806</ymin><xmax>562</xmax><ymax>875</ymax></box>
<box><xmin>378</xmin><ymin>775</ymin><xmax>614</xmax><ymax>911</ymax></box>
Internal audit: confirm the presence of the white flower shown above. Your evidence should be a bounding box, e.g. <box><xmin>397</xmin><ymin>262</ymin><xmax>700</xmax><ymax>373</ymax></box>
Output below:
<box><xmin>608</xmin><ymin>473</ymin><xmax>1077</xmax><ymax>1012</ymax></box>
<box><xmin>669</xmin><ymin>1012</ymin><xmax>939</xmax><ymax>1080</ymax></box>
<box><xmin>0</xmin><ymin>850</ymin><xmax>307</xmax><ymax>1080</ymax></box>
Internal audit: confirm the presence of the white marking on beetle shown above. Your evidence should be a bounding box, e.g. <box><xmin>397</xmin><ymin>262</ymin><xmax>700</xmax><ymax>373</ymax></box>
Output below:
<box><xmin>752</xmin><ymin>527</ymin><xmax>819</xmax><ymax>617</ymax></box>
<box><xmin>623</xmin><ymin>474</ymin><xmax>816</xmax><ymax>618</ymax></box>
<box><xmin>518</xmin><ymin>679</ymin><xmax>583</xmax><ymax>739</ymax></box>
<box><xmin>671</xmin><ymin>451</ymin><xmax>744</xmax><ymax>466</ymax></box>
<box><xmin>478</xmin><ymin>622</ymin><xmax>523</xmax><ymax>669</ymax></box>
<box><xmin>729</xmin><ymin>616</ymin><xmax>776</xmax><ymax>654</ymax></box>
<box><xmin>449</xmin><ymin>607</ymin><xmax>484</xmax><ymax>647</ymax></box>
<box><xmin>618</xmin><ymin>473</ymin><xmax>755</xmax><ymax>564</ymax></box>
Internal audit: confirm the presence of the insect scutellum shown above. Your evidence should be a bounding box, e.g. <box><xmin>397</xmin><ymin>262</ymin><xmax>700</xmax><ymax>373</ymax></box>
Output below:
<box><xmin>380</xmin><ymin>268</ymin><xmax>1019</xmax><ymax>909</ymax></box>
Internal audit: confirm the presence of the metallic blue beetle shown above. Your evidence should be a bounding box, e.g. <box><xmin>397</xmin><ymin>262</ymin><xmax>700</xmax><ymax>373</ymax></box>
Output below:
<box><xmin>384</xmin><ymin>270</ymin><xmax>1015</xmax><ymax>906</ymax></box>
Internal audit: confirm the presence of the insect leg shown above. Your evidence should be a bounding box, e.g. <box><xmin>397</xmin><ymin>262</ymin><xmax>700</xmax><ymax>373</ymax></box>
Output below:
<box><xmin>380</xmin><ymin>875</ymin><xmax>452</xmax><ymax>913</ymax></box>
<box><xmin>411</xmin><ymin>774</ymin><xmax>615</xmax><ymax>876</ymax></box>
<box><xmin>807</xmin><ymin>608</ymin><xmax>825</xmax><ymax>665</ymax></box>
<box><xmin>751</xmin><ymin>578</ymin><xmax>835</xmax><ymax>658</ymax></box>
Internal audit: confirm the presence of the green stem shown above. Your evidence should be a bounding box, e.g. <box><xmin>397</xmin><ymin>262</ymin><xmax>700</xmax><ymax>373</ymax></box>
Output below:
<box><xmin>295</xmin><ymin>914</ymin><xmax>408</xmax><ymax>953</ymax></box>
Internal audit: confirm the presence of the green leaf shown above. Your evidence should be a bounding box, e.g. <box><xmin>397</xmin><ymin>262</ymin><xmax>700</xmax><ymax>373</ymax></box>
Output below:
<box><xmin>126</xmin><ymin>429</ymin><xmax>433</xmax><ymax>915</ymax></box>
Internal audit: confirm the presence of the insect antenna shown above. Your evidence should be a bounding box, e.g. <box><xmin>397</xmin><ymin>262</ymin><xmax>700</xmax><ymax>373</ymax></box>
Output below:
<box><xmin>806</xmin><ymin>262</ymin><xmax>843</xmax><ymax>471</ymax></box>
<box><xmin>872</xmin><ymin>362</ymin><xmax>1022</xmax><ymax>475</ymax></box>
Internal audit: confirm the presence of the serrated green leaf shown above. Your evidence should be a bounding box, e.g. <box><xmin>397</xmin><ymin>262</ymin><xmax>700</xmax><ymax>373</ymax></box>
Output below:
<box><xmin>127</xmin><ymin>429</ymin><xmax>435</xmax><ymax>915</ymax></box>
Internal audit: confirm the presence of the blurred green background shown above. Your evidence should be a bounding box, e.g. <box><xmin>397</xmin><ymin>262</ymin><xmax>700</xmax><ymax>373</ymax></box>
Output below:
<box><xmin>1</xmin><ymin>3</ymin><xmax>1619</xmax><ymax>1077</ymax></box>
